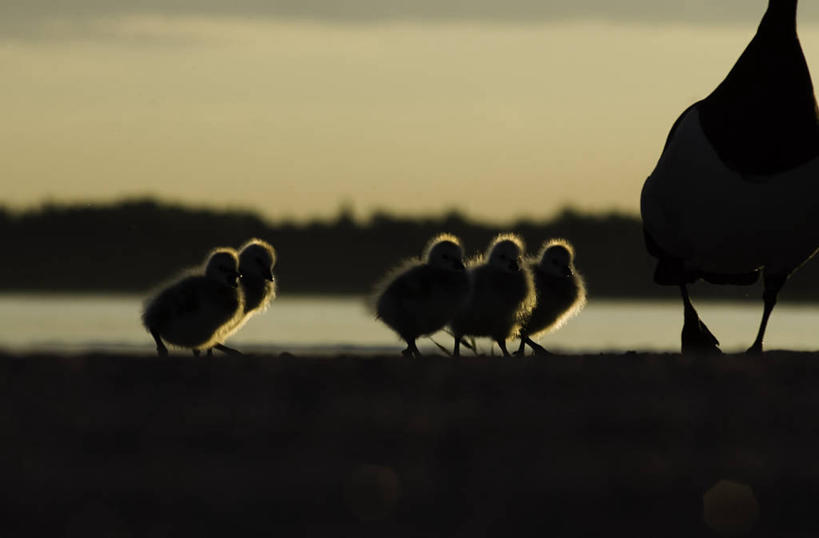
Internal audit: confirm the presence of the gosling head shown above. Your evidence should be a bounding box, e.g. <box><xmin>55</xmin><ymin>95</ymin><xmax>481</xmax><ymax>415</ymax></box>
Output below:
<box><xmin>239</xmin><ymin>238</ymin><xmax>276</xmax><ymax>281</ymax></box>
<box><xmin>205</xmin><ymin>248</ymin><xmax>241</xmax><ymax>288</ymax></box>
<box><xmin>538</xmin><ymin>239</ymin><xmax>575</xmax><ymax>278</ymax></box>
<box><xmin>487</xmin><ymin>234</ymin><xmax>525</xmax><ymax>272</ymax></box>
<box><xmin>424</xmin><ymin>234</ymin><xmax>466</xmax><ymax>271</ymax></box>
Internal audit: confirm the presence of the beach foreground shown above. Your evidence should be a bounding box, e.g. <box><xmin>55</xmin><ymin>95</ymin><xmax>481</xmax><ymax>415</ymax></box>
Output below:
<box><xmin>2</xmin><ymin>351</ymin><xmax>818</xmax><ymax>536</ymax></box>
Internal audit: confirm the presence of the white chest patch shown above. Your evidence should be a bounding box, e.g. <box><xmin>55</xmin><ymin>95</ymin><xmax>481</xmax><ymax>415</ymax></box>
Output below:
<box><xmin>641</xmin><ymin>108</ymin><xmax>819</xmax><ymax>274</ymax></box>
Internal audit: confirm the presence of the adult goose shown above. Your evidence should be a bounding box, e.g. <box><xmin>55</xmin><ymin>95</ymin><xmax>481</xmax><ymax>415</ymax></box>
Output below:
<box><xmin>641</xmin><ymin>0</ymin><xmax>819</xmax><ymax>353</ymax></box>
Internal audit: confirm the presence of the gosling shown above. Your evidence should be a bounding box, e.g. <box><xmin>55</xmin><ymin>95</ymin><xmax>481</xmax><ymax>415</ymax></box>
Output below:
<box><xmin>213</xmin><ymin>238</ymin><xmax>277</xmax><ymax>354</ymax></box>
<box><xmin>375</xmin><ymin>234</ymin><xmax>470</xmax><ymax>357</ymax></box>
<box><xmin>516</xmin><ymin>239</ymin><xmax>586</xmax><ymax>355</ymax></box>
<box><xmin>142</xmin><ymin>248</ymin><xmax>244</xmax><ymax>356</ymax></box>
<box><xmin>237</xmin><ymin>238</ymin><xmax>277</xmax><ymax>315</ymax></box>
<box><xmin>450</xmin><ymin>234</ymin><xmax>534</xmax><ymax>357</ymax></box>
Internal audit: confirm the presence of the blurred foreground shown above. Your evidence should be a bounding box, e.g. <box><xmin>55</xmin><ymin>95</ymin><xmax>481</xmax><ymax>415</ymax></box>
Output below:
<box><xmin>2</xmin><ymin>351</ymin><xmax>818</xmax><ymax>536</ymax></box>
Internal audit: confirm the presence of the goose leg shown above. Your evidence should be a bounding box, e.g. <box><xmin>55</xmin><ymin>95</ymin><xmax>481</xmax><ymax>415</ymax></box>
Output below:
<box><xmin>680</xmin><ymin>285</ymin><xmax>721</xmax><ymax>355</ymax></box>
<box><xmin>747</xmin><ymin>273</ymin><xmax>786</xmax><ymax>354</ymax></box>
<box><xmin>150</xmin><ymin>329</ymin><xmax>168</xmax><ymax>357</ymax></box>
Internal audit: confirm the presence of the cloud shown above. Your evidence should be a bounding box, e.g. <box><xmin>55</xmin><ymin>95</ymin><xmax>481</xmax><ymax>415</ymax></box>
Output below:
<box><xmin>4</xmin><ymin>0</ymin><xmax>815</xmax><ymax>29</ymax></box>
<box><xmin>6</xmin><ymin>0</ymin><xmax>819</xmax><ymax>43</ymax></box>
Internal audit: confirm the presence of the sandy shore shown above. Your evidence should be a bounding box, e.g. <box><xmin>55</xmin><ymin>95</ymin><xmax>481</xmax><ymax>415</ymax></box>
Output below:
<box><xmin>2</xmin><ymin>350</ymin><xmax>818</xmax><ymax>536</ymax></box>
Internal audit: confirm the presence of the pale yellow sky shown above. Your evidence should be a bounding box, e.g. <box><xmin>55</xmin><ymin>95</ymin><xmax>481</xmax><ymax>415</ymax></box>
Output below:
<box><xmin>3</xmin><ymin>16</ymin><xmax>819</xmax><ymax>222</ymax></box>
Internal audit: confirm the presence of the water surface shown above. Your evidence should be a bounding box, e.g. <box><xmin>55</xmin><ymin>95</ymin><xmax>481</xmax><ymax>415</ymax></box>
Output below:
<box><xmin>1</xmin><ymin>294</ymin><xmax>817</xmax><ymax>354</ymax></box>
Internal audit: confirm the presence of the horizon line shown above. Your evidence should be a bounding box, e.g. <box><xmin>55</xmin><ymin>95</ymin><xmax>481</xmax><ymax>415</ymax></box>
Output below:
<box><xmin>0</xmin><ymin>196</ymin><xmax>641</xmax><ymax>226</ymax></box>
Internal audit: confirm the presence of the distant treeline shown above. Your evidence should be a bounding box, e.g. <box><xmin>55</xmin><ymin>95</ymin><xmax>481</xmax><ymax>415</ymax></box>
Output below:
<box><xmin>1</xmin><ymin>199</ymin><xmax>818</xmax><ymax>301</ymax></box>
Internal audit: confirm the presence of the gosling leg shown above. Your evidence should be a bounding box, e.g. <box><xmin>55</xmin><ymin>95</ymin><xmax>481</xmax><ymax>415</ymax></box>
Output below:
<box><xmin>524</xmin><ymin>336</ymin><xmax>551</xmax><ymax>356</ymax></box>
<box><xmin>213</xmin><ymin>343</ymin><xmax>243</xmax><ymax>356</ymax></box>
<box><xmin>402</xmin><ymin>339</ymin><xmax>422</xmax><ymax>358</ymax></box>
<box><xmin>496</xmin><ymin>339</ymin><xmax>511</xmax><ymax>357</ymax></box>
<box><xmin>150</xmin><ymin>329</ymin><xmax>168</xmax><ymax>357</ymax></box>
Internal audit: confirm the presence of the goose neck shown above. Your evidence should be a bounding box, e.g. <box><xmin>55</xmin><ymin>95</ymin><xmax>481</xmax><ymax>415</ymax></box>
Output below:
<box><xmin>762</xmin><ymin>0</ymin><xmax>798</xmax><ymax>33</ymax></box>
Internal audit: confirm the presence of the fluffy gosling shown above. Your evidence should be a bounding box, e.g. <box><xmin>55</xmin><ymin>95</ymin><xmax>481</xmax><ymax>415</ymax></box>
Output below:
<box><xmin>450</xmin><ymin>234</ymin><xmax>535</xmax><ymax>357</ymax></box>
<box><xmin>214</xmin><ymin>238</ymin><xmax>277</xmax><ymax>354</ymax></box>
<box><xmin>142</xmin><ymin>248</ymin><xmax>244</xmax><ymax>357</ymax></box>
<box><xmin>238</xmin><ymin>238</ymin><xmax>277</xmax><ymax>315</ymax></box>
<box><xmin>375</xmin><ymin>234</ymin><xmax>470</xmax><ymax>357</ymax></box>
<box><xmin>516</xmin><ymin>239</ymin><xmax>586</xmax><ymax>355</ymax></box>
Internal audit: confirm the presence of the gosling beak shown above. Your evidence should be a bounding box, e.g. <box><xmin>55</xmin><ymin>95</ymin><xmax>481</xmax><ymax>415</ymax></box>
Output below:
<box><xmin>510</xmin><ymin>260</ymin><xmax>519</xmax><ymax>272</ymax></box>
<box><xmin>562</xmin><ymin>267</ymin><xmax>573</xmax><ymax>277</ymax></box>
<box><xmin>454</xmin><ymin>260</ymin><xmax>466</xmax><ymax>271</ymax></box>
<box><xmin>264</xmin><ymin>269</ymin><xmax>274</xmax><ymax>281</ymax></box>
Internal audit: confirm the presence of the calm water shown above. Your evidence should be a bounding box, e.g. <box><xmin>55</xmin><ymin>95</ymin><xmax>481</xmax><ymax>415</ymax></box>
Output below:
<box><xmin>0</xmin><ymin>293</ymin><xmax>817</xmax><ymax>354</ymax></box>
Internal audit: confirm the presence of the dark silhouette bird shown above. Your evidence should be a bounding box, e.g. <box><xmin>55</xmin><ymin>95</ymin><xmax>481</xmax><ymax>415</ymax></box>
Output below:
<box><xmin>516</xmin><ymin>239</ymin><xmax>586</xmax><ymax>355</ymax></box>
<box><xmin>374</xmin><ymin>234</ymin><xmax>470</xmax><ymax>357</ymax></box>
<box><xmin>213</xmin><ymin>238</ymin><xmax>277</xmax><ymax>355</ymax></box>
<box><xmin>450</xmin><ymin>234</ymin><xmax>535</xmax><ymax>357</ymax></box>
<box><xmin>641</xmin><ymin>0</ymin><xmax>819</xmax><ymax>354</ymax></box>
<box><xmin>237</xmin><ymin>238</ymin><xmax>277</xmax><ymax>315</ymax></box>
<box><xmin>142</xmin><ymin>248</ymin><xmax>244</xmax><ymax>356</ymax></box>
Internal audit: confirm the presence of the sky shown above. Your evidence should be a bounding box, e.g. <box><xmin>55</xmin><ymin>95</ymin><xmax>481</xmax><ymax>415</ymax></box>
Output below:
<box><xmin>4</xmin><ymin>0</ymin><xmax>819</xmax><ymax>223</ymax></box>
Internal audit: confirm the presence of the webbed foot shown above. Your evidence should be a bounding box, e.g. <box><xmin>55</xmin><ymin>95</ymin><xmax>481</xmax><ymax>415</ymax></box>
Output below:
<box><xmin>681</xmin><ymin>317</ymin><xmax>721</xmax><ymax>355</ymax></box>
<box><xmin>681</xmin><ymin>285</ymin><xmax>721</xmax><ymax>356</ymax></box>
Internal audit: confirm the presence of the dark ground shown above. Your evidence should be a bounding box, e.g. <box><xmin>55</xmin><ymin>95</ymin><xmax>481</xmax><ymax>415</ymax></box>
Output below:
<box><xmin>2</xmin><ymin>351</ymin><xmax>819</xmax><ymax>537</ymax></box>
